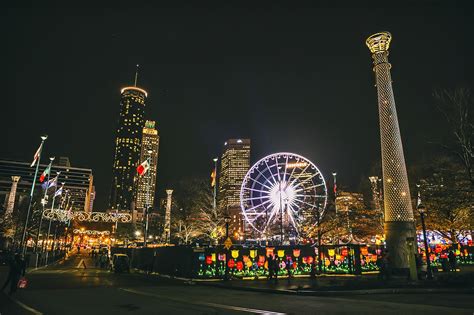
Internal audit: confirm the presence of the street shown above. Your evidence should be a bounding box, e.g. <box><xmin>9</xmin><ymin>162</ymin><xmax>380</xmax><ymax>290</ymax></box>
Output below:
<box><xmin>0</xmin><ymin>252</ymin><xmax>473</xmax><ymax>315</ymax></box>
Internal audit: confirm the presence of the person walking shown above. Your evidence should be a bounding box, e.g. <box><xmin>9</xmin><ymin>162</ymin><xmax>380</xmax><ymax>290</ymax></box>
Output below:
<box><xmin>1</xmin><ymin>253</ymin><xmax>26</xmax><ymax>295</ymax></box>
<box><xmin>267</xmin><ymin>255</ymin><xmax>274</xmax><ymax>281</ymax></box>
<box><xmin>448</xmin><ymin>250</ymin><xmax>457</xmax><ymax>272</ymax></box>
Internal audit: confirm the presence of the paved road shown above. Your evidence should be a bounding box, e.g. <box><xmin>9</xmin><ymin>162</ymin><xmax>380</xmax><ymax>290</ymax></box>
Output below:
<box><xmin>1</xmin><ymin>252</ymin><xmax>472</xmax><ymax>315</ymax></box>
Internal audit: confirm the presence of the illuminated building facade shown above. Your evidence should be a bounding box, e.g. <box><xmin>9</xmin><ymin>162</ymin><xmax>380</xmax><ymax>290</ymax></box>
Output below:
<box><xmin>219</xmin><ymin>139</ymin><xmax>250</xmax><ymax>238</ymax></box>
<box><xmin>135</xmin><ymin>120</ymin><xmax>159</xmax><ymax>211</ymax></box>
<box><xmin>366</xmin><ymin>32</ymin><xmax>415</xmax><ymax>271</ymax></box>
<box><xmin>109</xmin><ymin>86</ymin><xmax>147</xmax><ymax>210</ymax></box>
<box><xmin>0</xmin><ymin>159</ymin><xmax>93</xmax><ymax>212</ymax></box>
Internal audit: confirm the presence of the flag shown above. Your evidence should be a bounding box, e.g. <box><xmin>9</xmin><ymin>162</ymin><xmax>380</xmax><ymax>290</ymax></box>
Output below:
<box><xmin>54</xmin><ymin>186</ymin><xmax>63</xmax><ymax>197</ymax></box>
<box><xmin>42</xmin><ymin>176</ymin><xmax>58</xmax><ymax>190</ymax></box>
<box><xmin>137</xmin><ymin>159</ymin><xmax>150</xmax><ymax>176</ymax></box>
<box><xmin>39</xmin><ymin>164</ymin><xmax>51</xmax><ymax>183</ymax></box>
<box><xmin>30</xmin><ymin>143</ymin><xmax>43</xmax><ymax>167</ymax></box>
<box><xmin>211</xmin><ymin>169</ymin><xmax>216</xmax><ymax>187</ymax></box>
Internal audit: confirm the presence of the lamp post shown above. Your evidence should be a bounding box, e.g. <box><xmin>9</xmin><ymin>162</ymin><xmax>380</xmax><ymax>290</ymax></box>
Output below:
<box><xmin>212</xmin><ymin>157</ymin><xmax>218</xmax><ymax>210</ymax></box>
<box><xmin>224</xmin><ymin>214</ymin><xmax>231</xmax><ymax>281</ymax></box>
<box><xmin>35</xmin><ymin>156</ymin><xmax>55</xmax><ymax>254</ymax></box>
<box><xmin>417</xmin><ymin>203</ymin><xmax>433</xmax><ymax>280</ymax></box>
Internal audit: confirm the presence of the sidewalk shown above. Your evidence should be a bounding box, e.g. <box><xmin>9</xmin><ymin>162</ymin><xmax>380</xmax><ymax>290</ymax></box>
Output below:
<box><xmin>189</xmin><ymin>268</ymin><xmax>474</xmax><ymax>296</ymax></box>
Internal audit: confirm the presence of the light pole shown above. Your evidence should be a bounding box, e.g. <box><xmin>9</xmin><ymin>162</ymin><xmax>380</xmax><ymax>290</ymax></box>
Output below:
<box><xmin>213</xmin><ymin>157</ymin><xmax>218</xmax><ymax>210</ymax></box>
<box><xmin>144</xmin><ymin>150</ymin><xmax>153</xmax><ymax>248</ymax></box>
<box><xmin>224</xmin><ymin>214</ymin><xmax>231</xmax><ymax>281</ymax></box>
<box><xmin>21</xmin><ymin>135</ymin><xmax>47</xmax><ymax>254</ymax></box>
<box><xmin>417</xmin><ymin>202</ymin><xmax>433</xmax><ymax>280</ymax></box>
<box><xmin>44</xmin><ymin>174</ymin><xmax>61</xmax><ymax>264</ymax></box>
<box><xmin>35</xmin><ymin>156</ymin><xmax>55</xmax><ymax>254</ymax></box>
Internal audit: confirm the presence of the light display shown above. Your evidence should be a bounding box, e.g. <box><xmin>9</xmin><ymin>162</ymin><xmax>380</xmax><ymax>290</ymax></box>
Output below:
<box><xmin>73</xmin><ymin>229</ymin><xmax>110</xmax><ymax>236</ymax></box>
<box><xmin>240</xmin><ymin>152</ymin><xmax>328</xmax><ymax>241</ymax></box>
<box><xmin>43</xmin><ymin>209</ymin><xmax>132</xmax><ymax>223</ymax></box>
<box><xmin>366</xmin><ymin>32</ymin><xmax>416</xmax><ymax>270</ymax></box>
<box><xmin>196</xmin><ymin>246</ymin><xmax>384</xmax><ymax>279</ymax></box>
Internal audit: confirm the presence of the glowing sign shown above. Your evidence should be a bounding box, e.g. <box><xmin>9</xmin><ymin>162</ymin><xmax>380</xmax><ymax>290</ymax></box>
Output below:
<box><xmin>286</xmin><ymin>162</ymin><xmax>308</xmax><ymax>169</ymax></box>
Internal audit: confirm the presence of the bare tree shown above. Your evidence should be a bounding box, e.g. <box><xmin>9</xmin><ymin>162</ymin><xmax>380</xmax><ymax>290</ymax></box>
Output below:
<box><xmin>433</xmin><ymin>88</ymin><xmax>474</xmax><ymax>185</ymax></box>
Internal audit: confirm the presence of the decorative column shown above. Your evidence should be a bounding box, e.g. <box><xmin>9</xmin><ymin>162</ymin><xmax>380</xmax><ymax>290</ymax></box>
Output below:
<box><xmin>3</xmin><ymin>176</ymin><xmax>21</xmax><ymax>239</ymax></box>
<box><xmin>366</xmin><ymin>32</ymin><xmax>415</xmax><ymax>271</ymax></box>
<box><xmin>5</xmin><ymin>176</ymin><xmax>21</xmax><ymax>217</ymax></box>
<box><xmin>163</xmin><ymin>189</ymin><xmax>173</xmax><ymax>244</ymax></box>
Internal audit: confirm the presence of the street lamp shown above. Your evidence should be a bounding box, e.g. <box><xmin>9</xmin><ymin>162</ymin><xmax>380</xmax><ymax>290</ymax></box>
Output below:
<box><xmin>417</xmin><ymin>203</ymin><xmax>433</xmax><ymax>280</ymax></box>
<box><xmin>224</xmin><ymin>214</ymin><xmax>231</xmax><ymax>281</ymax></box>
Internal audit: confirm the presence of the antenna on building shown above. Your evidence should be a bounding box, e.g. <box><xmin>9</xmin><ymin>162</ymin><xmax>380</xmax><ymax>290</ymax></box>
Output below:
<box><xmin>134</xmin><ymin>64</ymin><xmax>139</xmax><ymax>87</ymax></box>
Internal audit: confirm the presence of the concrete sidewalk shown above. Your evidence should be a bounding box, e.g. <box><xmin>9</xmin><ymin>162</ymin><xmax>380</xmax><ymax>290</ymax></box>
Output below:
<box><xmin>188</xmin><ymin>269</ymin><xmax>474</xmax><ymax>296</ymax></box>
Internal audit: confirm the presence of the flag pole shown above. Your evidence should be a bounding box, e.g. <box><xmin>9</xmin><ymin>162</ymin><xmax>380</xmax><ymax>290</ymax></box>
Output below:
<box><xmin>45</xmin><ymin>172</ymin><xmax>60</xmax><ymax>264</ymax></box>
<box><xmin>35</xmin><ymin>157</ymin><xmax>55</xmax><ymax>255</ymax></box>
<box><xmin>20</xmin><ymin>135</ymin><xmax>47</xmax><ymax>255</ymax></box>
<box><xmin>144</xmin><ymin>152</ymin><xmax>152</xmax><ymax>247</ymax></box>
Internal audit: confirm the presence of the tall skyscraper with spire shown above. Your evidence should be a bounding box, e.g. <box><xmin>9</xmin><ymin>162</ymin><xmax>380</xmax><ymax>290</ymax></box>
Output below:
<box><xmin>109</xmin><ymin>65</ymin><xmax>147</xmax><ymax>210</ymax></box>
<box><xmin>366</xmin><ymin>32</ymin><xmax>415</xmax><ymax>271</ymax></box>
<box><xmin>135</xmin><ymin>120</ymin><xmax>159</xmax><ymax>211</ymax></box>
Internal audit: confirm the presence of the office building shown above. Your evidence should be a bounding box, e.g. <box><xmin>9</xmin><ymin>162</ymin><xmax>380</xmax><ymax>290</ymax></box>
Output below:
<box><xmin>135</xmin><ymin>120</ymin><xmax>159</xmax><ymax>211</ymax></box>
<box><xmin>0</xmin><ymin>159</ymin><xmax>94</xmax><ymax>212</ymax></box>
<box><xmin>218</xmin><ymin>139</ymin><xmax>251</xmax><ymax>238</ymax></box>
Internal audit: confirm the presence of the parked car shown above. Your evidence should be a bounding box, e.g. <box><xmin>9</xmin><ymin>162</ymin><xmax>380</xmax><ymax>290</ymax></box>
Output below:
<box><xmin>111</xmin><ymin>254</ymin><xmax>130</xmax><ymax>273</ymax></box>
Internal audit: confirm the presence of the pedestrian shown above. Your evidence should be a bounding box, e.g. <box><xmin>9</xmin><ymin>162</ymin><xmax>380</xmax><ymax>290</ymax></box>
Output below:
<box><xmin>448</xmin><ymin>250</ymin><xmax>457</xmax><ymax>272</ymax></box>
<box><xmin>1</xmin><ymin>253</ymin><xmax>26</xmax><ymax>295</ymax></box>
<box><xmin>272</xmin><ymin>255</ymin><xmax>279</xmax><ymax>282</ymax></box>
<box><xmin>267</xmin><ymin>255</ymin><xmax>274</xmax><ymax>281</ymax></box>
<box><xmin>286</xmin><ymin>257</ymin><xmax>292</xmax><ymax>280</ymax></box>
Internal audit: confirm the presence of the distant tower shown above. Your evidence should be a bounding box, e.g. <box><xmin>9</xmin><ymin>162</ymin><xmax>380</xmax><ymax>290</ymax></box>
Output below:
<box><xmin>366</xmin><ymin>32</ymin><xmax>415</xmax><ymax>271</ymax></box>
<box><xmin>109</xmin><ymin>66</ymin><xmax>147</xmax><ymax>210</ymax></box>
<box><xmin>219</xmin><ymin>139</ymin><xmax>251</xmax><ymax>239</ymax></box>
<box><xmin>135</xmin><ymin>120</ymin><xmax>160</xmax><ymax>211</ymax></box>
<box><xmin>163</xmin><ymin>189</ymin><xmax>173</xmax><ymax>243</ymax></box>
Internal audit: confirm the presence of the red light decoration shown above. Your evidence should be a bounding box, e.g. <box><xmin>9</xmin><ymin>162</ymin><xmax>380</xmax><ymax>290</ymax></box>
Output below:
<box><xmin>306</xmin><ymin>256</ymin><xmax>314</xmax><ymax>264</ymax></box>
<box><xmin>236</xmin><ymin>261</ymin><xmax>243</xmax><ymax>271</ymax></box>
<box><xmin>341</xmin><ymin>248</ymin><xmax>348</xmax><ymax>257</ymax></box>
<box><xmin>205</xmin><ymin>255</ymin><xmax>213</xmax><ymax>265</ymax></box>
<box><xmin>228</xmin><ymin>259</ymin><xmax>235</xmax><ymax>268</ymax></box>
<box><xmin>361</xmin><ymin>247</ymin><xmax>368</xmax><ymax>256</ymax></box>
<box><xmin>293</xmin><ymin>249</ymin><xmax>301</xmax><ymax>258</ymax></box>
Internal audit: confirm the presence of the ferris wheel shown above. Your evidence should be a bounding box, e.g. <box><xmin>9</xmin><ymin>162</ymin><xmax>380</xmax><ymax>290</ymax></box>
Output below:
<box><xmin>240</xmin><ymin>152</ymin><xmax>328</xmax><ymax>241</ymax></box>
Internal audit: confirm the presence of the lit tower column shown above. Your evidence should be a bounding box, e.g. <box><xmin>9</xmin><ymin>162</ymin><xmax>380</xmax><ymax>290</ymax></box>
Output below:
<box><xmin>366</xmin><ymin>32</ymin><xmax>415</xmax><ymax>272</ymax></box>
<box><xmin>3</xmin><ymin>176</ymin><xmax>20</xmax><ymax>240</ymax></box>
<box><xmin>163</xmin><ymin>189</ymin><xmax>173</xmax><ymax>244</ymax></box>
<box><xmin>5</xmin><ymin>176</ymin><xmax>21</xmax><ymax>217</ymax></box>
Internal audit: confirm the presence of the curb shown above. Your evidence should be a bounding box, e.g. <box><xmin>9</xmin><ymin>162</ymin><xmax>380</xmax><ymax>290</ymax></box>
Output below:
<box><xmin>196</xmin><ymin>281</ymin><xmax>474</xmax><ymax>296</ymax></box>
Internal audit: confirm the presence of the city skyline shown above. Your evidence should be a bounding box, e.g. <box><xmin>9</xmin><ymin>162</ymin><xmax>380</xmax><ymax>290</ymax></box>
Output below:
<box><xmin>2</xmin><ymin>3</ymin><xmax>473</xmax><ymax>210</ymax></box>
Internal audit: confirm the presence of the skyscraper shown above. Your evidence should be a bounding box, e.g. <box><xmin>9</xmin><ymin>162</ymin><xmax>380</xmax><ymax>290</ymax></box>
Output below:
<box><xmin>109</xmin><ymin>79</ymin><xmax>147</xmax><ymax>210</ymax></box>
<box><xmin>366</xmin><ymin>32</ymin><xmax>415</xmax><ymax>271</ymax></box>
<box><xmin>219</xmin><ymin>139</ymin><xmax>251</xmax><ymax>239</ymax></box>
<box><xmin>135</xmin><ymin>120</ymin><xmax>159</xmax><ymax>211</ymax></box>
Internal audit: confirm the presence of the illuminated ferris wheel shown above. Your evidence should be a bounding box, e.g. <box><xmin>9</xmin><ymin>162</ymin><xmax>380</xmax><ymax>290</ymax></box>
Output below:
<box><xmin>240</xmin><ymin>152</ymin><xmax>328</xmax><ymax>241</ymax></box>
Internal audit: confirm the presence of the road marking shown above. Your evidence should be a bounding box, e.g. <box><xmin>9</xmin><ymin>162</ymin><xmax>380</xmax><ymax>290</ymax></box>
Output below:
<box><xmin>8</xmin><ymin>296</ymin><xmax>43</xmax><ymax>315</ymax></box>
<box><xmin>119</xmin><ymin>287</ymin><xmax>286</xmax><ymax>314</ymax></box>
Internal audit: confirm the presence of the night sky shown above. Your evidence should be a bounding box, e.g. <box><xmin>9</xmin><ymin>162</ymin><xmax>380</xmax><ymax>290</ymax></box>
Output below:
<box><xmin>2</xmin><ymin>2</ymin><xmax>473</xmax><ymax>210</ymax></box>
